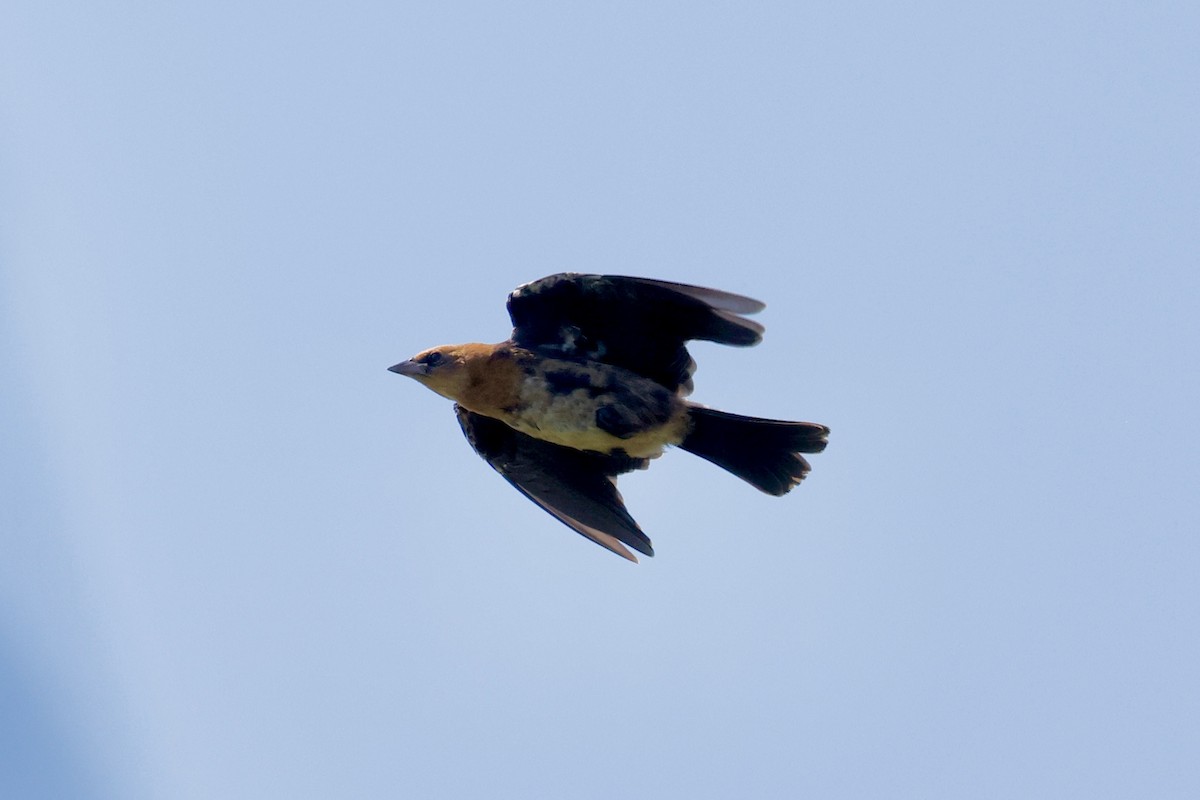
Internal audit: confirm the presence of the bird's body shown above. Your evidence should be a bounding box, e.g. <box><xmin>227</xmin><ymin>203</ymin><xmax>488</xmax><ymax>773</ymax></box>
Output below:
<box><xmin>412</xmin><ymin>342</ymin><xmax>689</xmax><ymax>459</ymax></box>
<box><xmin>390</xmin><ymin>273</ymin><xmax>828</xmax><ymax>562</ymax></box>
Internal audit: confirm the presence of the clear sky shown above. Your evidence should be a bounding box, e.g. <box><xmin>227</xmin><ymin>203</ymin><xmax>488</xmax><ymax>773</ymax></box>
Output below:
<box><xmin>2</xmin><ymin>2</ymin><xmax>1198</xmax><ymax>798</ymax></box>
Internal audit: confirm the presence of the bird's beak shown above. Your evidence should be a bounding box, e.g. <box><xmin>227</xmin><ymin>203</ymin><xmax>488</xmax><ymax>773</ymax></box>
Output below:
<box><xmin>388</xmin><ymin>359</ymin><xmax>427</xmax><ymax>377</ymax></box>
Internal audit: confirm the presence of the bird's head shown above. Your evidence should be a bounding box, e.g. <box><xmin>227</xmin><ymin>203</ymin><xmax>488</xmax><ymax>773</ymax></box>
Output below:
<box><xmin>388</xmin><ymin>343</ymin><xmax>485</xmax><ymax>402</ymax></box>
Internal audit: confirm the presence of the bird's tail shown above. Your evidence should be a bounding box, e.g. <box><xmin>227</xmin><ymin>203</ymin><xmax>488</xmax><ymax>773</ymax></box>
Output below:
<box><xmin>679</xmin><ymin>405</ymin><xmax>829</xmax><ymax>496</ymax></box>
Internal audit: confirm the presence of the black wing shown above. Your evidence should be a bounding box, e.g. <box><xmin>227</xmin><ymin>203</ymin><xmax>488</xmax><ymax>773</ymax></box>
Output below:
<box><xmin>507</xmin><ymin>273</ymin><xmax>765</xmax><ymax>394</ymax></box>
<box><xmin>455</xmin><ymin>406</ymin><xmax>653</xmax><ymax>562</ymax></box>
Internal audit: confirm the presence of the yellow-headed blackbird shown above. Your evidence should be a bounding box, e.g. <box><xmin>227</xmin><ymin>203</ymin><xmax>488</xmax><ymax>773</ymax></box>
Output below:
<box><xmin>390</xmin><ymin>273</ymin><xmax>829</xmax><ymax>562</ymax></box>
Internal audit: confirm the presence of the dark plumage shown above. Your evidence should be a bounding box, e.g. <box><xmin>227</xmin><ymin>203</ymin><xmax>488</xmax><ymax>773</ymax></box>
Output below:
<box><xmin>389</xmin><ymin>273</ymin><xmax>829</xmax><ymax>562</ymax></box>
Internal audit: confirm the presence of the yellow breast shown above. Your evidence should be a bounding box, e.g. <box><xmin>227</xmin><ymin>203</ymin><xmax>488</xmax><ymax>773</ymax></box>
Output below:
<box><xmin>506</xmin><ymin>366</ymin><xmax>689</xmax><ymax>458</ymax></box>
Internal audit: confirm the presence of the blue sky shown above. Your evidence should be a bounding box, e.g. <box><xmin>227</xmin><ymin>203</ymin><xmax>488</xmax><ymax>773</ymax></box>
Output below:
<box><xmin>2</xmin><ymin>2</ymin><xmax>1198</xmax><ymax>798</ymax></box>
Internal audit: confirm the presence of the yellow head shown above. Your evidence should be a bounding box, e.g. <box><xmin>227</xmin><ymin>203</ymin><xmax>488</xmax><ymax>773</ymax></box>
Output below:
<box><xmin>388</xmin><ymin>343</ymin><xmax>491</xmax><ymax>402</ymax></box>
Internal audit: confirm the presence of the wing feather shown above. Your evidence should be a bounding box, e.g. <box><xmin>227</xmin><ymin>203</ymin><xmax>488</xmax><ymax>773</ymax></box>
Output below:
<box><xmin>455</xmin><ymin>406</ymin><xmax>653</xmax><ymax>561</ymax></box>
<box><xmin>506</xmin><ymin>273</ymin><xmax>765</xmax><ymax>392</ymax></box>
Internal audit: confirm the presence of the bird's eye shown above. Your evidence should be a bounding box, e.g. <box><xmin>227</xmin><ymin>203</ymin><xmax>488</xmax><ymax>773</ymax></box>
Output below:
<box><xmin>423</xmin><ymin>351</ymin><xmax>445</xmax><ymax>367</ymax></box>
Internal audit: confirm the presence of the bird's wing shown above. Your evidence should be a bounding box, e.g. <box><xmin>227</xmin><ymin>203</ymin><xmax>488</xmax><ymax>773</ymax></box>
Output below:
<box><xmin>455</xmin><ymin>406</ymin><xmax>653</xmax><ymax>562</ymax></box>
<box><xmin>506</xmin><ymin>273</ymin><xmax>765</xmax><ymax>394</ymax></box>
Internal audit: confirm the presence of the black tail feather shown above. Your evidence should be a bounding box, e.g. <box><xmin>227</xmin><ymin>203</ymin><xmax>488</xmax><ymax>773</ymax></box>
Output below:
<box><xmin>679</xmin><ymin>406</ymin><xmax>829</xmax><ymax>496</ymax></box>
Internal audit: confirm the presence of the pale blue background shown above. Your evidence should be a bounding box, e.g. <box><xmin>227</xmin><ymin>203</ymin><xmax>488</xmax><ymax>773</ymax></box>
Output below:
<box><xmin>2</xmin><ymin>2</ymin><xmax>1198</xmax><ymax>798</ymax></box>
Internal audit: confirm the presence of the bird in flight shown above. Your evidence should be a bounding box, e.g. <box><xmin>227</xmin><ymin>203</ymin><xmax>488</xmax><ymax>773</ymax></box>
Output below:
<box><xmin>389</xmin><ymin>273</ymin><xmax>829</xmax><ymax>562</ymax></box>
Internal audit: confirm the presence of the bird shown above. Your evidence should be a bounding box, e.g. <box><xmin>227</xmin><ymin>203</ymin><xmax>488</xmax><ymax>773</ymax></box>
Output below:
<box><xmin>388</xmin><ymin>273</ymin><xmax>829</xmax><ymax>562</ymax></box>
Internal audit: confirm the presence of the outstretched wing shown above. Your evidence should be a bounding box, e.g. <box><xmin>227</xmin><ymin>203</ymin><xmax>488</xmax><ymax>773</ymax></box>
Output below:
<box><xmin>506</xmin><ymin>273</ymin><xmax>765</xmax><ymax>394</ymax></box>
<box><xmin>455</xmin><ymin>406</ymin><xmax>653</xmax><ymax>562</ymax></box>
